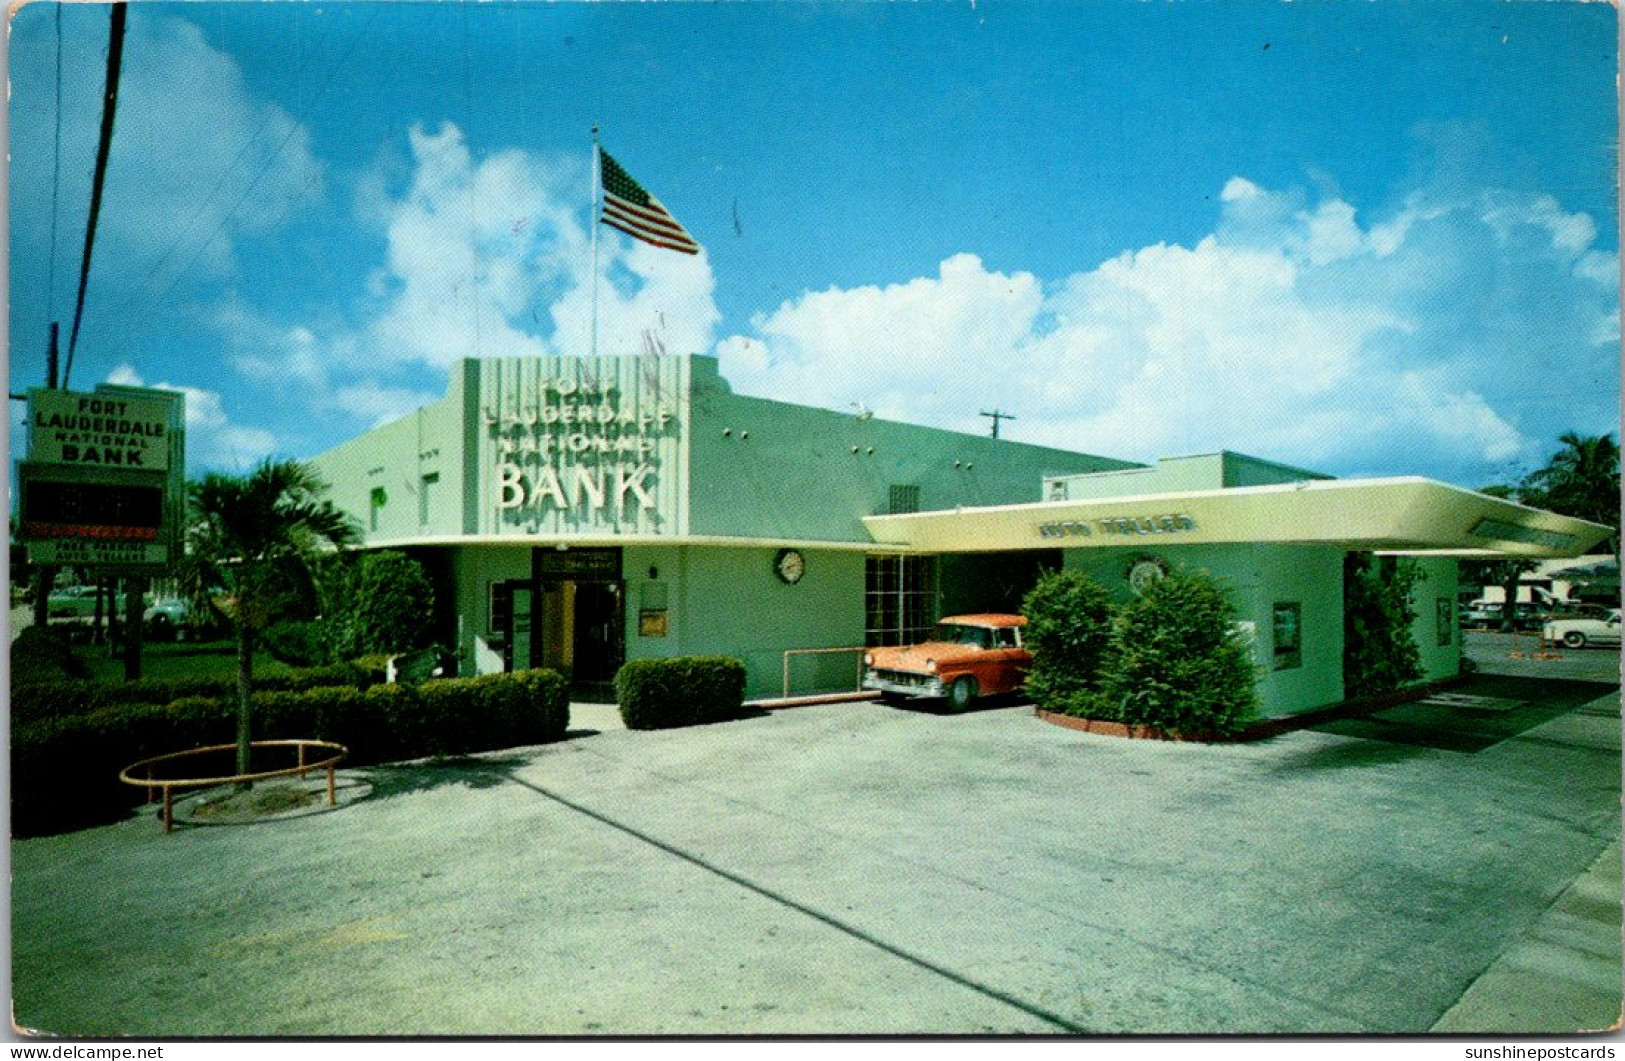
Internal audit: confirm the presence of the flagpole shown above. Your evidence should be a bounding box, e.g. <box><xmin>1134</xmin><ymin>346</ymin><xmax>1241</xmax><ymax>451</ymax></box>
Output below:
<box><xmin>590</xmin><ymin>124</ymin><xmax>601</xmax><ymax>360</ymax></box>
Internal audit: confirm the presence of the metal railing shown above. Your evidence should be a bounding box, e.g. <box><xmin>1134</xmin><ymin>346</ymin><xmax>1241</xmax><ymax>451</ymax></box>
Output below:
<box><xmin>781</xmin><ymin>646</ymin><xmax>868</xmax><ymax>699</ymax></box>
<box><xmin>119</xmin><ymin>739</ymin><xmax>348</xmax><ymax>833</ymax></box>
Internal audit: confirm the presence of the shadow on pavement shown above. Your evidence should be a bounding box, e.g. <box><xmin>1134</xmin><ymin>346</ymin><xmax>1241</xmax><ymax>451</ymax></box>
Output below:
<box><xmin>1272</xmin><ymin>738</ymin><xmax>1433</xmax><ymax>773</ymax></box>
<box><xmin>361</xmin><ymin>754</ymin><xmax>535</xmax><ymax>803</ymax></box>
<box><xmin>1308</xmin><ymin>674</ymin><xmax>1619</xmax><ymax>755</ymax></box>
<box><xmin>883</xmin><ymin>694</ymin><xmax>1024</xmax><ymax>717</ymax></box>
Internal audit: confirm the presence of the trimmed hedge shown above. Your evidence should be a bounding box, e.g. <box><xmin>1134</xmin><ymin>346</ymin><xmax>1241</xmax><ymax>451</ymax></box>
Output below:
<box><xmin>10</xmin><ymin>660</ymin><xmax>390</xmax><ymax>727</ymax></box>
<box><xmin>12</xmin><ymin>668</ymin><xmax>569</xmax><ymax>837</ymax></box>
<box><xmin>615</xmin><ymin>656</ymin><xmax>747</xmax><ymax>730</ymax></box>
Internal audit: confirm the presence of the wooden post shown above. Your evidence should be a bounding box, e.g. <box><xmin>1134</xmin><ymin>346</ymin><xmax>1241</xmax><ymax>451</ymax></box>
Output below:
<box><xmin>123</xmin><ymin>577</ymin><xmax>145</xmax><ymax>681</ymax></box>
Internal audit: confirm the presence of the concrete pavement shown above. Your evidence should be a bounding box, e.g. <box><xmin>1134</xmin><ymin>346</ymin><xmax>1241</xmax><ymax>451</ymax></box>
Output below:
<box><xmin>10</xmin><ymin>657</ymin><xmax>1621</xmax><ymax>1036</ymax></box>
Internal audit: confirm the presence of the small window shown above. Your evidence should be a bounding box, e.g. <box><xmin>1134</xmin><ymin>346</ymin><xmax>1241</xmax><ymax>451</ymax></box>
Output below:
<box><xmin>1273</xmin><ymin>602</ymin><xmax>1302</xmax><ymax>670</ymax></box>
<box><xmin>369</xmin><ymin>487</ymin><xmax>387</xmax><ymax>532</ymax></box>
<box><xmin>488</xmin><ymin>581</ymin><xmax>513</xmax><ymax>637</ymax></box>
<box><xmin>1436</xmin><ymin>598</ymin><xmax>1453</xmax><ymax>646</ymax></box>
<box><xmin>419</xmin><ymin>472</ymin><xmax>439</xmax><ymax>525</ymax></box>
<box><xmin>887</xmin><ymin>484</ymin><xmax>921</xmax><ymax>515</ymax></box>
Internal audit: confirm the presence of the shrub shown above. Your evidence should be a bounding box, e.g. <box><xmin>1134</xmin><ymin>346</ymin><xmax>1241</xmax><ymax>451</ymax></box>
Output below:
<box><xmin>1102</xmin><ymin>571</ymin><xmax>1258</xmax><ymax>735</ymax></box>
<box><xmin>1343</xmin><ymin>553</ymin><xmax>1425</xmax><ymax>698</ymax></box>
<box><xmin>10</xmin><ymin>626</ymin><xmax>90</xmax><ymax>685</ymax></box>
<box><xmin>11</xmin><ymin>668</ymin><xmax>568</xmax><ymax>836</ymax></box>
<box><xmin>260</xmin><ymin>620</ymin><xmax>330</xmax><ymax>667</ymax></box>
<box><xmin>1020</xmin><ymin>569</ymin><xmax>1117</xmax><ymax>716</ymax></box>
<box><xmin>615</xmin><ymin>656</ymin><xmax>747</xmax><ymax>730</ymax></box>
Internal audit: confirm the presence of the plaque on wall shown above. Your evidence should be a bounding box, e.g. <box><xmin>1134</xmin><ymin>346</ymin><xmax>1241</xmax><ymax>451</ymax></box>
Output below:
<box><xmin>639</xmin><ymin>609</ymin><xmax>669</xmax><ymax>637</ymax></box>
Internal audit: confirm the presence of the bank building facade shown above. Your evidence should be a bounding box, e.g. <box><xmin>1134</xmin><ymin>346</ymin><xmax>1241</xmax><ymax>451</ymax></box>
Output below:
<box><xmin>309</xmin><ymin>353</ymin><xmax>1612</xmax><ymax>715</ymax></box>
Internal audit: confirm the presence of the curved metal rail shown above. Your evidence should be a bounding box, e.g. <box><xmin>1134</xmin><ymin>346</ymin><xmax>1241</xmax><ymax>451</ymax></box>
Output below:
<box><xmin>119</xmin><ymin>739</ymin><xmax>348</xmax><ymax>833</ymax></box>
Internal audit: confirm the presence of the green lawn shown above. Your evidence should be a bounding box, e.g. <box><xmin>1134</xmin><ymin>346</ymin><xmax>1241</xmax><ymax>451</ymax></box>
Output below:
<box><xmin>76</xmin><ymin>639</ymin><xmax>298</xmax><ymax>685</ymax></box>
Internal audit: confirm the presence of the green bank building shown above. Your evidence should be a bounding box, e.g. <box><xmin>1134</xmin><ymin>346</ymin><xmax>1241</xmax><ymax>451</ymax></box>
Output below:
<box><xmin>310</xmin><ymin>354</ymin><xmax>1611</xmax><ymax>715</ymax></box>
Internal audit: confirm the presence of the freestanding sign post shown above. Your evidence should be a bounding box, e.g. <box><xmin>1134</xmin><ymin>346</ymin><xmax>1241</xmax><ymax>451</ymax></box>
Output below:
<box><xmin>17</xmin><ymin>384</ymin><xmax>185</xmax><ymax>679</ymax></box>
<box><xmin>19</xmin><ymin>385</ymin><xmax>185</xmax><ymax>572</ymax></box>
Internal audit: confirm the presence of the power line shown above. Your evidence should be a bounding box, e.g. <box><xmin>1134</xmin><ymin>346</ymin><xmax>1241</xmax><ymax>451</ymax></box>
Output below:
<box><xmin>63</xmin><ymin>2</ymin><xmax>128</xmax><ymax>390</ymax></box>
<box><xmin>139</xmin><ymin>22</ymin><xmax>369</xmax><ymax>325</ymax></box>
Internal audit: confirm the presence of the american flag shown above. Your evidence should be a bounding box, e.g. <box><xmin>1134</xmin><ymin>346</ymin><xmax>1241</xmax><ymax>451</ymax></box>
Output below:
<box><xmin>599</xmin><ymin>149</ymin><xmax>701</xmax><ymax>255</ymax></box>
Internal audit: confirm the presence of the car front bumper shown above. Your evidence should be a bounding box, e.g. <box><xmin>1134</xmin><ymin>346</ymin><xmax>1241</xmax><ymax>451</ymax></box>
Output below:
<box><xmin>863</xmin><ymin>670</ymin><xmax>943</xmax><ymax>699</ymax></box>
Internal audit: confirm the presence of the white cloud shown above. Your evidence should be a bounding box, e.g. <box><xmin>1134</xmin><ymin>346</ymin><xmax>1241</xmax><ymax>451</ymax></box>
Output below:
<box><xmin>106</xmin><ymin>363</ymin><xmax>274</xmax><ymax>470</ymax></box>
<box><xmin>717</xmin><ymin>176</ymin><xmax>1618</xmax><ymax>483</ymax></box>
<box><xmin>360</xmin><ymin>121</ymin><xmax>718</xmax><ymax>369</ymax></box>
<box><xmin>100</xmin><ymin>17</ymin><xmax>323</xmax><ymax>286</ymax></box>
<box><xmin>330</xmin><ymin>382</ymin><xmax>440</xmax><ymax>428</ymax></box>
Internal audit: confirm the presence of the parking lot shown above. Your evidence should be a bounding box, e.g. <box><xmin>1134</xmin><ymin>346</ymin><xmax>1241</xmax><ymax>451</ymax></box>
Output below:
<box><xmin>10</xmin><ymin>642</ymin><xmax>1621</xmax><ymax>1037</ymax></box>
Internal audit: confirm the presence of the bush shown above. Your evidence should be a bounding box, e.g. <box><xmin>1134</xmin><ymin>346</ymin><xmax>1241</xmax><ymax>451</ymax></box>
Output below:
<box><xmin>615</xmin><ymin>656</ymin><xmax>747</xmax><ymax>730</ymax></box>
<box><xmin>1021</xmin><ymin>569</ymin><xmax>1117</xmax><ymax>716</ymax></box>
<box><xmin>10</xmin><ymin>660</ymin><xmax>387</xmax><ymax>728</ymax></box>
<box><xmin>1102</xmin><ymin>571</ymin><xmax>1259</xmax><ymax>735</ymax></box>
<box><xmin>260</xmin><ymin>620</ymin><xmax>330</xmax><ymax>667</ymax></box>
<box><xmin>1343</xmin><ymin>553</ymin><xmax>1425</xmax><ymax>698</ymax></box>
<box><xmin>10</xmin><ymin>626</ymin><xmax>91</xmax><ymax>685</ymax></box>
<box><xmin>11</xmin><ymin>667</ymin><xmax>569</xmax><ymax>837</ymax></box>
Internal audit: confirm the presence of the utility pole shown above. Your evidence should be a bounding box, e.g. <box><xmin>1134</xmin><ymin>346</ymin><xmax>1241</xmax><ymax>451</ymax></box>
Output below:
<box><xmin>980</xmin><ymin>409</ymin><xmax>1017</xmax><ymax>440</ymax></box>
<box><xmin>30</xmin><ymin>324</ymin><xmax>63</xmax><ymax>630</ymax></box>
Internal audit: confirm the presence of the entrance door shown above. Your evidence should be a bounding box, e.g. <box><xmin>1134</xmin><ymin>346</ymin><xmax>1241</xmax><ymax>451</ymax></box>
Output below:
<box><xmin>571</xmin><ymin>581</ymin><xmax>624</xmax><ymax>694</ymax></box>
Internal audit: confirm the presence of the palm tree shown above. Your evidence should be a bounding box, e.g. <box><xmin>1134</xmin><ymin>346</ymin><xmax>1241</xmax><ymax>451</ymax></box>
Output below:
<box><xmin>183</xmin><ymin>460</ymin><xmax>358</xmax><ymax>776</ymax></box>
<box><xmin>1520</xmin><ymin>432</ymin><xmax>1621</xmax><ymax>554</ymax></box>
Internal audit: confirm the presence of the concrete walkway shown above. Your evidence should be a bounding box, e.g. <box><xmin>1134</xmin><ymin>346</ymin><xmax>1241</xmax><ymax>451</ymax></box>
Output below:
<box><xmin>1434</xmin><ymin>837</ymin><xmax>1622</xmax><ymax>1033</ymax></box>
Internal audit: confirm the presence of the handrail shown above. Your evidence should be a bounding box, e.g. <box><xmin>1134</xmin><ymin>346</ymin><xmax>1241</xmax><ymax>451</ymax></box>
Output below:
<box><xmin>119</xmin><ymin>739</ymin><xmax>348</xmax><ymax>833</ymax></box>
<box><xmin>781</xmin><ymin>646</ymin><xmax>867</xmax><ymax>699</ymax></box>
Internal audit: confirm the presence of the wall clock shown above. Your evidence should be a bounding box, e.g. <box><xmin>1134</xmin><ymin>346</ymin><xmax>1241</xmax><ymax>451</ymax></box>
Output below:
<box><xmin>1127</xmin><ymin>554</ymin><xmax>1168</xmax><ymax>596</ymax></box>
<box><xmin>775</xmin><ymin>548</ymin><xmax>806</xmax><ymax>584</ymax></box>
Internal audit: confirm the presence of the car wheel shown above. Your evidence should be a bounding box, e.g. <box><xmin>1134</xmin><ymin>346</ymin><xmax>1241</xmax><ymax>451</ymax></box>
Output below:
<box><xmin>947</xmin><ymin>676</ymin><xmax>978</xmax><ymax>711</ymax></box>
<box><xmin>149</xmin><ymin>615</ymin><xmax>173</xmax><ymax>641</ymax></box>
<box><xmin>1563</xmin><ymin>631</ymin><xmax>1588</xmax><ymax>649</ymax></box>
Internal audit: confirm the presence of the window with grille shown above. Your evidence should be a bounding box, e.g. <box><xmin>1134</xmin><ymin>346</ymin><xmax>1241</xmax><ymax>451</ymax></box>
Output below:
<box><xmin>865</xmin><ymin>554</ymin><xmax>938</xmax><ymax>646</ymax></box>
<box><xmin>887</xmin><ymin>484</ymin><xmax>921</xmax><ymax>515</ymax></box>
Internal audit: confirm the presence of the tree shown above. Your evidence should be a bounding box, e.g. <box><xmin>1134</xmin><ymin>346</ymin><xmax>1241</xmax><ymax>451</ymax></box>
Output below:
<box><xmin>182</xmin><ymin>460</ymin><xmax>358</xmax><ymax>775</ymax></box>
<box><xmin>1519</xmin><ymin>432</ymin><xmax>1620</xmax><ymax>555</ymax></box>
<box><xmin>351</xmin><ymin>551</ymin><xmax>436</xmax><ymax>656</ymax></box>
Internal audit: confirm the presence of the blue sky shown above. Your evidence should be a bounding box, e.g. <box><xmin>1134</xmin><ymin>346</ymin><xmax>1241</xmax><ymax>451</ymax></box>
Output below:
<box><xmin>8</xmin><ymin>0</ymin><xmax>1619</xmax><ymax>490</ymax></box>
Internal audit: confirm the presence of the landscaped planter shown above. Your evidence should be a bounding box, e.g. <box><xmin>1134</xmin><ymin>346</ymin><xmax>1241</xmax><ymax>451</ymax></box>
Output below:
<box><xmin>1034</xmin><ymin>673</ymin><xmax>1468</xmax><ymax>743</ymax></box>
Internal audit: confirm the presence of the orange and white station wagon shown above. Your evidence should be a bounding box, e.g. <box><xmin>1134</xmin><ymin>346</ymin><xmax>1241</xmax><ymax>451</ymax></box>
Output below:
<box><xmin>862</xmin><ymin>614</ymin><xmax>1032</xmax><ymax>710</ymax></box>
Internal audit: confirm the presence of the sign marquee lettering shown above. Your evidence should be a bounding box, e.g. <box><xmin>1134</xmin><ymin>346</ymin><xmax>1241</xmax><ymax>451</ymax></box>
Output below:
<box><xmin>1038</xmin><ymin>513</ymin><xmax>1198</xmax><ymax>540</ymax></box>
<box><xmin>483</xmin><ymin>375</ymin><xmax>676</xmax><ymax>520</ymax></box>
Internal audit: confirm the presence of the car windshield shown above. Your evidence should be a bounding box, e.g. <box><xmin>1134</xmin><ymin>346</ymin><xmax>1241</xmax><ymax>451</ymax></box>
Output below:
<box><xmin>932</xmin><ymin>623</ymin><xmax>992</xmax><ymax>648</ymax></box>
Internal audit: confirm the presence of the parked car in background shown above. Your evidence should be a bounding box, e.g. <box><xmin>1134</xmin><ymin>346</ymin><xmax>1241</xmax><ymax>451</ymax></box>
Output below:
<box><xmin>1542</xmin><ymin>609</ymin><xmax>1622</xmax><ymax>650</ymax></box>
<box><xmin>863</xmin><ymin>614</ymin><xmax>1031</xmax><ymax>710</ymax></box>
<box><xmin>143</xmin><ymin>597</ymin><xmax>222</xmax><ymax>642</ymax></box>
<box><xmin>1462</xmin><ymin>601</ymin><xmax>1550</xmax><ymax>631</ymax></box>
<box><xmin>46</xmin><ymin>585</ymin><xmax>102</xmax><ymax>622</ymax></box>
